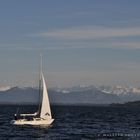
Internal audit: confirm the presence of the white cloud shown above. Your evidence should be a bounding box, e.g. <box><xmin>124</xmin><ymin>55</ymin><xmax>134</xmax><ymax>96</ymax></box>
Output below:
<box><xmin>4</xmin><ymin>26</ymin><xmax>140</xmax><ymax>51</ymax></box>
<box><xmin>109</xmin><ymin>42</ymin><xmax>140</xmax><ymax>49</ymax></box>
<box><xmin>38</xmin><ymin>26</ymin><xmax>140</xmax><ymax>40</ymax></box>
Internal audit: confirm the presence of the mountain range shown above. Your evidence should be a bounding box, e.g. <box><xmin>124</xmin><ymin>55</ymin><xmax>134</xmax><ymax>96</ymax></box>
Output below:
<box><xmin>0</xmin><ymin>85</ymin><xmax>140</xmax><ymax>105</ymax></box>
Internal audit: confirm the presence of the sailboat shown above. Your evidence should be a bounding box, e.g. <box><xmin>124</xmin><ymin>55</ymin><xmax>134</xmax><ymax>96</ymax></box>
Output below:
<box><xmin>11</xmin><ymin>56</ymin><xmax>54</xmax><ymax>125</ymax></box>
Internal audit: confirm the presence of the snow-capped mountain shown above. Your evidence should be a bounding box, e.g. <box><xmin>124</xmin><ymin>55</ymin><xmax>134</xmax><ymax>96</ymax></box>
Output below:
<box><xmin>0</xmin><ymin>85</ymin><xmax>140</xmax><ymax>105</ymax></box>
<box><xmin>50</xmin><ymin>85</ymin><xmax>140</xmax><ymax>104</ymax></box>
<box><xmin>99</xmin><ymin>85</ymin><xmax>140</xmax><ymax>95</ymax></box>
<box><xmin>0</xmin><ymin>86</ymin><xmax>11</xmax><ymax>91</ymax></box>
<box><xmin>51</xmin><ymin>85</ymin><xmax>140</xmax><ymax>95</ymax></box>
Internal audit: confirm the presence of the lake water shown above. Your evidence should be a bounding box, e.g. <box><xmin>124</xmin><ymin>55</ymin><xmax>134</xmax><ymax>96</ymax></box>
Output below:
<box><xmin>0</xmin><ymin>105</ymin><xmax>140</xmax><ymax>140</ymax></box>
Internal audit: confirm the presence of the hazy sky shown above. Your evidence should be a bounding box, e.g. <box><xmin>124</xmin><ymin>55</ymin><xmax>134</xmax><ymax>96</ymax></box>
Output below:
<box><xmin>0</xmin><ymin>0</ymin><xmax>140</xmax><ymax>87</ymax></box>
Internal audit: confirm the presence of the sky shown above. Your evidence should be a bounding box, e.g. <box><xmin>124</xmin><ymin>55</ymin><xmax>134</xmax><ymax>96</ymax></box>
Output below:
<box><xmin>0</xmin><ymin>0</ymin><xmax>140</xmax><ymax>87</ymax></box>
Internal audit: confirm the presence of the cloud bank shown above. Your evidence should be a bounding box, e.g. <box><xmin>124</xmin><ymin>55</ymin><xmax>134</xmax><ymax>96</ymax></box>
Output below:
<box><xmin>39</xmin><ymin>26</ymin><xmax>140</xmax><ymax>40</ymax></box>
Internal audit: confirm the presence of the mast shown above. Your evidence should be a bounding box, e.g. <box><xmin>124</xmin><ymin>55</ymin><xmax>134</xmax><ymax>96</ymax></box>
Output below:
<box><xmin>37</xmin><ymin>54</ymin><xmax>52</xmax><ymax>119</ymax></box>
<box><xmin>37</xmin><ymin>54</ymin><xmax>43</xmax><ymax>116</ymax></box>
<box><xmin>40</xmin><ymin>54</ymin><xmax>43</xmax><ymax>76</ymax></box>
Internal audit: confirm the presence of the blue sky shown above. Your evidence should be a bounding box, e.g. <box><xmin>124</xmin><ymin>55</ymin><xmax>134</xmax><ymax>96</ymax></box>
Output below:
<box><xmin>0</xmin><ymin>0</ymin><xmax>140</xmax><ymax>87</ymax></box>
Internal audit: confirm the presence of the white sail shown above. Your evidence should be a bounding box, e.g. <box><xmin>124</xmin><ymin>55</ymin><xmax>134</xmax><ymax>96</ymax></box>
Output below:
<box><xmin>40</xmin><ymin>73</ymin><xmax>52</xmax><ymax>120</ymax></box>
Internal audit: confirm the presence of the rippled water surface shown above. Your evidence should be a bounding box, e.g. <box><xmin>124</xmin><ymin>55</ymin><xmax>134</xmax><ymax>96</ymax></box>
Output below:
<box><xmin>0</xmin><ymin>105</ymin><xmax>140</xmax><ymax>139</ymax></box>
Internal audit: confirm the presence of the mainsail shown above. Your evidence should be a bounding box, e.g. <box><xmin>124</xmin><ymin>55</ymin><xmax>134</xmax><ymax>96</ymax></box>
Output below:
<box><xmin>40</xmin><ymin>73</ymin><xmax>52</xmax><ymax>119</ymax></box>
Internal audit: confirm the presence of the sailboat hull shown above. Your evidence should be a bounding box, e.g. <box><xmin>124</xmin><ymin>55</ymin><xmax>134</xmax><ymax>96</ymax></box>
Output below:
<box><xmin>11</xmin><ymin>118</ymin><xmax>54</xmax><ymax>125</ymax></box>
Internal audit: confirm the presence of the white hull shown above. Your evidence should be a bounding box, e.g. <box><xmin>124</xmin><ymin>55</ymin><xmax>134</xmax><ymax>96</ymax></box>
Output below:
<box><xmin>11</xmin><ymin>118</ymin><xmax>54</xmax><ymax>126</ymax></box>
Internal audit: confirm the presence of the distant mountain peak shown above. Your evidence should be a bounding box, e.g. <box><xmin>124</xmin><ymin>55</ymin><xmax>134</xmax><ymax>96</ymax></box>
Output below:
<box><xmin>0</xmin><ymin>86</ymin><xmax>11</xmax><ymax>91</ymax></box>
<box><xmin>0</xmin><ymin>85</ymin><xmax>140</xmax><ymax>105</ymax></box>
